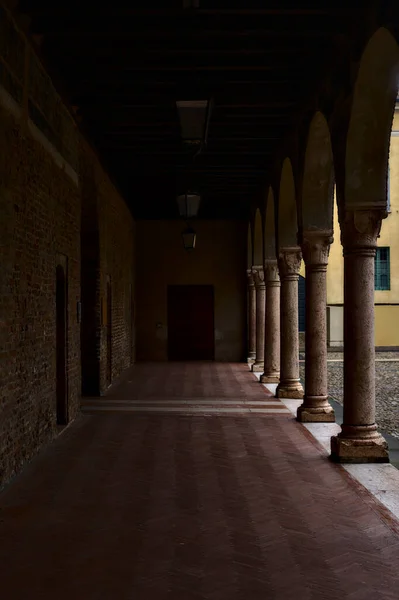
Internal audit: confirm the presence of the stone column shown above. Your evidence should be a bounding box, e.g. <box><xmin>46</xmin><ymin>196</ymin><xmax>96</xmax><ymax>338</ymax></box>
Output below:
<box><xmin>331</xmin><ymin>210</ymin><xmax>388</xmax><ymax>462</ymax></box>
<box><xmin>276</xmin><ymin>247</ymin><xmax>304</xmax><ymax>398</ymax></box>
<box><xmin>297</xmin><ymin>231</ymin><xmax>335</xmax><ymax>422</ymax></box>
<box><xmin>251</xmin><ymin>266</ymin><xmax>265</xmax><ymax>372</ymax></box>
<box><xmin>261</xmin><ymin>259</ymin><xmax>280</xmax><ymax>383</ymax></box>
<box><xmin>246</xmin><ymin>269</ymin><xmax>256</xmax><ymax>364</ymax></box>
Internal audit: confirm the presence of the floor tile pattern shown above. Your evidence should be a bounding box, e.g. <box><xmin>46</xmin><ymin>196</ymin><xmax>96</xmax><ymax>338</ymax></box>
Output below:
<box><xmin>1</xmin><ymin>363</ymin><xmax>399</xmax><ymax>599</ymax></box>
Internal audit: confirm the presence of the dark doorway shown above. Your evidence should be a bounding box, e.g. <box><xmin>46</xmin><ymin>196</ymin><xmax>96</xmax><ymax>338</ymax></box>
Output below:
<box><xmin>106</xmin><ymin>276</ymin><xmax>112</xmax><ymax>385</ymax></box>
<box><xmin>56</xmin><ymin>265</ymin><xmax>68</xmax><ymax>425</ymax></box>
<box><xmin>167</xmin><ymin>285</ymin><xmax>215</xmax><ymax>361</ymax></box>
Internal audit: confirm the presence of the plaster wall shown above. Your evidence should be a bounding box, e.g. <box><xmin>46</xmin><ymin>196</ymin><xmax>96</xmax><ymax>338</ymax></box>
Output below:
<box><xmin>135</xmin><ymin>220</ymin><xmax>247</xmax><ymax>362</ymax></box>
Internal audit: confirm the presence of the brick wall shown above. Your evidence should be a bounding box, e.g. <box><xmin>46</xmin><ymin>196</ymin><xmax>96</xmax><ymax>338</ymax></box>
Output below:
<box><xmin>0</xmin><ymin>7</ymin><xmax>136</xmax><ymax>486</ymax></box>
<box><xmin>0</xmin><ymin>104</ymin><xmax>81</xmax><ymax>485</ymax></box>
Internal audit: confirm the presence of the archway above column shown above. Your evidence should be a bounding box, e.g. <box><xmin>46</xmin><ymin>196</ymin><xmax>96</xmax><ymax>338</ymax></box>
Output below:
<box><xmin>346</xmin><ymin>27</ymin><xmax>399</xmax><ymax>211</ymax></box>
<box><xmin>298</xmin><ymin>111</ymin><xmax>335</xmax><ymax>422</ymax></box>
<box><xmin>253</xmin><ymin>208</ymin><xmax>263</xmax><ymax>265</ymax></box>
<box><xmin>302</xmin><ymin>111</ymin><xmax>334</xmax><ymax>231</ymax></box>
<box><xmin>276</xmin><ymin>157</ymin><xmax>303</xmax><ymax>399</ymax></box>
<box><xmin>261</xmin><ymin>186</ymin><xmax>280</xmax><ymax>384</ymax></box>
<box><xmin>264</xmin><ymin>187</ymin><xmax>276</xmax><ymax>260</ymax></box>
<box><xmin>247</xmin><ymin>223</ymin><xmax>253</xmax><ymax>269</ymax></box>
<box><xmin>278</xmin><ymin>157</ymin><xmax>298</xmax><ymax>246</ymax></box>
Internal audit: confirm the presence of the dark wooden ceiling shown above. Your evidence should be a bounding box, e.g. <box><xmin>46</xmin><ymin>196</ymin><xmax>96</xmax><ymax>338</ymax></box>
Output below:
<box><xmin>17</xmin><ymin>1</ymin><xmax>359</xmax><ymax>219</ymax></box>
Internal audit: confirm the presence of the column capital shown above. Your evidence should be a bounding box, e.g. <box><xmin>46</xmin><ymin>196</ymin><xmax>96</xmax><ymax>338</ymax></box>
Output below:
<box><xmin>340</xmin><ymin>209</ymin><xmax>385</xmax><ymax>256</ymax></box>
<box><xmin>252</xmin><ymin>265</ymin><xmax>265</xmax><ymax>288</ymax></box>
<box><xmin>263</xmin><ymin>259</ymin><xmax>280</xmax><ymax>286</ymax></box>
<box><xmin>278</xmin><ymin>247</ymin><xmax>302</xmax><ymax>280</ymax></box>
<box><xmin>301</xmin><ymin>229</ymin><xmax>333</xmax><ymax>270</ymax></box>
<box><xmin>246</xmin><ymin>268</ymin><xmax>255</xmax><ymax>287</ymax></box>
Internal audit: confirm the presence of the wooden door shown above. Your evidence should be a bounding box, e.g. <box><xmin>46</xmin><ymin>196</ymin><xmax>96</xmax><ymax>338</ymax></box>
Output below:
<box><xmin>167</xmin><ymin>285</ymin><xmax>214</xmax><ymax>360</ymax></box>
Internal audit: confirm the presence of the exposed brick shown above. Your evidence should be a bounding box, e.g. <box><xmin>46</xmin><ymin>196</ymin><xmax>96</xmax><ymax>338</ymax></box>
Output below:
<box><xmin>0</xmin><ymin>99</ymin><xmax>135</xmax><ymax>486</ymax></box>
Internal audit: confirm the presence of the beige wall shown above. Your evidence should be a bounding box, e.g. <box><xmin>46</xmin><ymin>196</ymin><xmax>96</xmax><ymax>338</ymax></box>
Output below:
<box><xmin>136</xmin><ymin>220</ymin><xmax>247</xmax><ymax>361</ymax></box>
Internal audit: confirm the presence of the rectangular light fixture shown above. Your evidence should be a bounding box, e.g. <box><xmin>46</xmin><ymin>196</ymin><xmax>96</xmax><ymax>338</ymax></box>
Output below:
<box><xmin>176</xmin><ymin>100</ymin><xmax>210</xmax><ymax>146</ymax></box>
<box><xmin>182</xmin><ymin>0</ymin><xmax>199</xmax><ymax>8</ymax></box>
<box><xmin>177</xmin><ymin>192</ymin><xmax>201</xmax><ymax>218</ymax></box>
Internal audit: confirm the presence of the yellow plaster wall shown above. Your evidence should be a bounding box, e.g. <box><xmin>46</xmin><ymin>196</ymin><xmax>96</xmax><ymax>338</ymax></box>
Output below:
<box><xmin>326</xmin><ymin>198</ymin><xmax>344</xmax><ymax>305</ymax></box>
<box><xmin>375</xmin><ymin>306</ymin><xmax>399</xmax><ymax>346</ymax></box>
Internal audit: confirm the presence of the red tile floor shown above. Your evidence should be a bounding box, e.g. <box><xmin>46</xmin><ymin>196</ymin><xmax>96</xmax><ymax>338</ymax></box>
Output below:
<box><xmin>1</xmin><ymin>362</ymin><xmax>399</xmax><ymax>599</ymax></box>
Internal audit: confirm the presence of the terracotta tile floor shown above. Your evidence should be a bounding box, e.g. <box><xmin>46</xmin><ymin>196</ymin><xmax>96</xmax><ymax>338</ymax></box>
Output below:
<box><xmin>1</xmin><ymin>362</ymin><xmax>399</xmax><ymax>599</ymax></box>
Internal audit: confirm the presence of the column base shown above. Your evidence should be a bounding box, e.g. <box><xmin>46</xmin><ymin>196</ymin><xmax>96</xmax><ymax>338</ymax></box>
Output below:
<box><xmin>330</xmin><ymin>429</ymin><xmax>389</xmax><ymax>463</ymax></box>
<box><xmin>247</xmin><ymin>355</ymin><xmax>256</xmax><ymax>365</ymax></box>
<box><xmin>276</xmin><ymin>380</ymin><xmax>304</xmax><ymax>399</ymax></box>
<box><xmin>260</xmin><ymin>373</ymin><xmax>280</xmax><ymax>384</ymax></box>
<box><xmin>297</xmin><ymin>396</ymin><xmax>335</xmax><ymax>423</ymax></box>
<box><xmin>251</xmin><ymin>361</ymin><xmax>264</xmax><ymax>373</ymax></box>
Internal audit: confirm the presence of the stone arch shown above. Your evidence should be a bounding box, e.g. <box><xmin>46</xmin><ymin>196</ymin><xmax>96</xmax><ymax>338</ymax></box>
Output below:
<box><xmin>302</xmin><ymin>111</ymin><xmax>334</xmax><ymax>231</ymax></box>
<box><xmin>253</xmin><ymin>208</ymin><xmax>263</xmax><ymax>265</ymax></box>
<box><xmin>346</xmin><ymin>28</ymin><xmax>399</xmax><ymax>211</ymax></box>
<box><xmin>264</xmin><ymin>187</ymin><xmax>276</xmax><ymax>259</ymax></box>
<box><xmin>278</xmin><ymin>157</ymin><xmax>298</xmax><ymax>247</ymax></box>
<box><xmin>247</xmin><ymin>223</ymin><xmax>253</xmax><ymax>268</ymax></box>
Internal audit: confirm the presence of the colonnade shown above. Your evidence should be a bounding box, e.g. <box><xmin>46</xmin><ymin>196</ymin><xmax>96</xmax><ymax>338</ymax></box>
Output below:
<box><xmin>247</xmin><ymin>209</ymin><xmax>389</xmax><ymax>464</ymax></box>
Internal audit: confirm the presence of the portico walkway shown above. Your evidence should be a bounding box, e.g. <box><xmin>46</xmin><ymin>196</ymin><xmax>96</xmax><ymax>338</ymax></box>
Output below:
<box><xmin>1</xmin><ymin>363</ymin><xmax>399</xmax><ymax>599</ymax></box>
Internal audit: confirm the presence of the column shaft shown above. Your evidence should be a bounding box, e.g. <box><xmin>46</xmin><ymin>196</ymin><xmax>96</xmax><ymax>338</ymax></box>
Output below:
<box><xmin>297</xmin><ymin>231</ymin><xmax>335</xmax><ymax>422</ymax></box>
<box><xmin>251</xmin><ymin>266</ymin><xmax>265</xmax><ymax>372</ymax></box>
<box><xmin>261</xmin><ymin>260</ymin><xmax>280</xmax><ymax>383</ymax></box>
<box><xmin>276</xmin><ymin>248</ymin><xmax>304</xmax><ymax>399</ymax></box>
<box><xmin>331</xmin><ymin>210</ymin><xmax>388</xmax><ymax>463</ymax></box>
<box><xmin>246</xmin><ymin>269</ymin><xmax>256</xmax><ymax>364</ymax></box>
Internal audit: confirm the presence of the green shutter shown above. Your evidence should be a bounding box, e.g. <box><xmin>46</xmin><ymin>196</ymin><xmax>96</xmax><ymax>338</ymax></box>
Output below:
<box><xmin>375</xmin><ymin>247</ymin><xmax>390</xmax><ymax>290</ymax></box>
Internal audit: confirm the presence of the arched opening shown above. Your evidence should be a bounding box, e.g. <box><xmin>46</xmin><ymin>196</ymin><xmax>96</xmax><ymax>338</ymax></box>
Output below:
<box><xmin>276</xmin><ymin>157</ymin><xmax>303</xmax><ymax>397</ymax></box>
<box><xmin>302</xmin><ymin>111</ymin><xmax>334</xmax><ymax>231</ymax></box>
<box><xmin>278</xmin><ymin>157</ymin><xmax>298</xmax><ymax>248</ymax></box>
<box><xmin>264</xmin><ymin>187</ymin><xmax>276</xmax><ymax>260</ymax></box>
<box><xmin>247</xmin><ymin>223</ymin><xmax>253</xmax><ymax>269</ymax></box>
<box><xmin>253</xmin><ymin>208</ymin><xmax>263</xmax><ymax>266</ymax></box>
<box><xmin>346</xmin><ymin>30</ymin><xmax>399</xmax><ymax>350</ymax></box>
<box><xmin>302</xmin><ymin>111</ymin><xmax>335</xmax><ymax>337</ymax></box>
<box><xmin>56</xmin><ymin>264</ymin><xmax>68</xmax><ymax>426</ymax></box>
<box><xmin>106</xmin><ymin>276</ymin><xmax>112</xmax><ymax>386</ymax></box>
<box><xmin>344</xmin><ymin>28</ymin><xmax>399</xmax><ymax>349</ymax></box>
<box><xmin>346</xmin><ymin>28</ymin><xmax>399</xmax><ymax>212</ymax></box>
